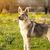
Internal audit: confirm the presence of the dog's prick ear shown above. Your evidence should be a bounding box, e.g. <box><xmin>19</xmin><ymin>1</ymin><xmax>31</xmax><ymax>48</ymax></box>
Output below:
<box><xmin>18</xmin><ymin>7</ymin><xmax>22</xmax><ymax>14</ymax></box>
<box><xmin>25</xmin><ymin>7</ymin><xmax>29</xmax><ymax>14</ymax></box>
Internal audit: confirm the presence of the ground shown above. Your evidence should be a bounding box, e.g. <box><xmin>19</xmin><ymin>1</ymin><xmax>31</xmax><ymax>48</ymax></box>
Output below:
<box><xmin>0</xmin><ymin>13</ymin><xmax>50</xmax><ymax>50</ymax></box>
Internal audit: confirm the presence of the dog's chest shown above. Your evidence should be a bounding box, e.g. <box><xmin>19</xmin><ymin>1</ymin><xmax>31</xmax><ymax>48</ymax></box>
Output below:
<box><xmin>19</xmin><ymin>20</ymin><xmax>27</xmax><ymax>29</ymax></box>
<box><xmin>19</xmin><ymin>20</ymin><xmax>28</xmax><ymax>35</ymax></box>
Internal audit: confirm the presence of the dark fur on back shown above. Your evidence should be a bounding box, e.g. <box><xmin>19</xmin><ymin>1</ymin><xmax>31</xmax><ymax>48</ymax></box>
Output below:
<box><xmin>34</xmin><ymin>23</ymin><xmax>48</xmax><ymax>37</ymax></box>
<box><xmin>27</xmin><ymin>22</ymin><xmax>48</xmax><ymax>37</ymax></box>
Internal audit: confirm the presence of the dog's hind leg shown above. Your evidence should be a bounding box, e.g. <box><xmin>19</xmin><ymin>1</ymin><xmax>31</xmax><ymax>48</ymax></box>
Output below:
<box><xmin>23</xmin><ymin>36</ymin><xmax>30</xmax><ymax>50</ymax></box>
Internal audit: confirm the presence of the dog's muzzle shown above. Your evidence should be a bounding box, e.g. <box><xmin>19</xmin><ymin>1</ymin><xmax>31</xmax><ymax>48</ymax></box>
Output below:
<box><xmin>18</xmin><ymin>16</ymin><xmax>24</xmax><ymax>20</ymax></box>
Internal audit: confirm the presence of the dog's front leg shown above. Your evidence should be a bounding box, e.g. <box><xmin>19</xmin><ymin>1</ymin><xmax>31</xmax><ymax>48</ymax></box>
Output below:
<box><xmin>23</xmin><ymin>36</ymin><xmax>30</xmax><ymax>50</ymax></box>
<box><xmin>26</xmin><ymin>38</ymin><xmax>30</xmax><ymax>50</ymax></box>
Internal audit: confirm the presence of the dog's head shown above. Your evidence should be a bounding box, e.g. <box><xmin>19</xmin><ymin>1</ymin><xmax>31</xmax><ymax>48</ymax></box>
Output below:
<box><xmin>18</xmin><ymin>7</ymin><xmax>28</xmax><ymax>21</ymax></box>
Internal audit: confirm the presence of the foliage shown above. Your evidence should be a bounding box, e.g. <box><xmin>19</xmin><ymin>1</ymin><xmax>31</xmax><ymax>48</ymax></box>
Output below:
<box><xmin>0</xmin><ymin>0</ymin><xmax>18</xmax><ymax>13</ymax></box>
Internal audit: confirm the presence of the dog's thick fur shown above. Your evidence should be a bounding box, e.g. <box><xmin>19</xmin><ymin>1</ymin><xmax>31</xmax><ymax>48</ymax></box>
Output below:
<box><xmin>18</xmin><ymin>7</ymin><xmax>50</xmax><ymax>50</ymax></box>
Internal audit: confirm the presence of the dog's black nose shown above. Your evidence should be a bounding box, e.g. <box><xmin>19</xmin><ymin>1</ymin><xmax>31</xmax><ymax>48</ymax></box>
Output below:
<box><xmin>18</xmin><ymin>16</ymin><xmax>23</xmax><ymax>20</ymax></box>
<box><xmin>18</xmin><ymin>17</ymin><xmax>20</xmax><ymax>19</ymax></box>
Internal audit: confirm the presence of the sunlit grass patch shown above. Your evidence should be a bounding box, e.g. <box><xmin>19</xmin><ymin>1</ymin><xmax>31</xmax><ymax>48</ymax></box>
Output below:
<box><xmin>28</xmin><ymin>12</ymin><xmax>50</xmax><ymax>24</ymax></box>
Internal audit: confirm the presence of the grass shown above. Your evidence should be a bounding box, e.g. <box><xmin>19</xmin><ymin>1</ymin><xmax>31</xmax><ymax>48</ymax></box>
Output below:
<box><xmin>0</xmin><ymin>13</ymin><xmax>50</xmax><ymax>50</ymax></box>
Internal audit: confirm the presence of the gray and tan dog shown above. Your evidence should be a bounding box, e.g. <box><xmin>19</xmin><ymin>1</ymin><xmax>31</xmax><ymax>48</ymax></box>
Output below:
<box><xmin>18</xmin><ymin>7</ymin><xmax>50</xmax><ymax>50</ymax></box>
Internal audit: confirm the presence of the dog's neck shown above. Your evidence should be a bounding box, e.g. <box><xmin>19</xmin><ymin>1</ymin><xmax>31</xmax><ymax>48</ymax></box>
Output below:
<box><xmin>19</xmin><ymin>19</ymin><xmax>31</xmax><ymax>29</ymax></box>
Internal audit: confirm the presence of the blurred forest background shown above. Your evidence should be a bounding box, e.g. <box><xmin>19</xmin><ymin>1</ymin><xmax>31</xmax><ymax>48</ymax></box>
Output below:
<box><xmin>0</xmin><ymin>0</ymin><xmax>50</xmax><ymax>13</ymax></box>
<box><xmin>0</xmin><ymin>0</ymin><xmax>18</xmax><ymax>13</ymax></box>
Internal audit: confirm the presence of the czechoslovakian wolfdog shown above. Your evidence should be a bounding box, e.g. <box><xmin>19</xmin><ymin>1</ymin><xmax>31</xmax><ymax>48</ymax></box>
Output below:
<box><xmin>18</xmin><ymin>7</ymin><xmax>50</xmax><ymax>50</ymax></box>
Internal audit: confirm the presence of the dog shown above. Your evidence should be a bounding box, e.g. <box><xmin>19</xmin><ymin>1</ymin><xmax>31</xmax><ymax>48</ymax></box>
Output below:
<box><xmin>18</xmin><ymin>7</ymin><xmax>50</xmax><ymax>50</ymax></box>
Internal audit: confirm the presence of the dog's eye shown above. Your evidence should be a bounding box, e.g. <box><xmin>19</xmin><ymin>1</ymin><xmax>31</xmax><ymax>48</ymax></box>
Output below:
<box><xmin>22</xmin><ymin>14</ymin><xmax>28</xmax><ymax>17</ymax></box>
<box><xmin>22</xmin><ymin>14</ymin><xmax>25</xmax><ymax>16</ymax></box>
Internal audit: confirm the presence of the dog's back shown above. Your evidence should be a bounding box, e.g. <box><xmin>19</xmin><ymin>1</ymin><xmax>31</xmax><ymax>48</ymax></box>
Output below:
<box><xmin>34</xmin><ymin>23</ymin><xmax>48</xmax><ymax>37</ymax></box>
<box><xmin>27</xmin><ymin>21</ymin><xmax>48</xmax><ymax>37</ymax></box>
